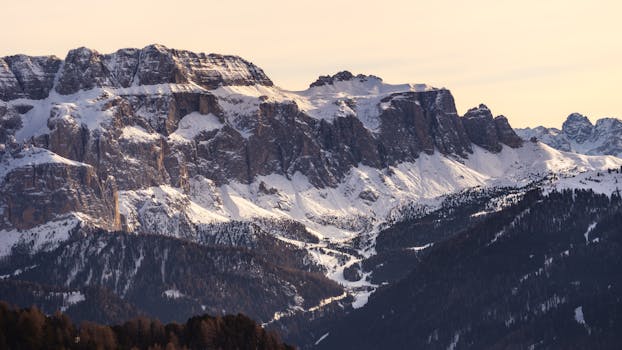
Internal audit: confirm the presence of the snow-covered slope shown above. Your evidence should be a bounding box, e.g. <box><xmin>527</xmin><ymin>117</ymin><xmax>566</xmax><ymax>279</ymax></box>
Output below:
<box><xmin>118</xmin><ymin>140</ymin><xmax>622</xmax><ymax>310</ymax></box>
<box><xmin>198</xmin><ymin>74</ymin><xmax>437</xmax><ymax>136</ymax></box>
<box><xmin>5</xmin><ymin>140</ymin><xmax>620</xmax><ymax>309</ymax></box>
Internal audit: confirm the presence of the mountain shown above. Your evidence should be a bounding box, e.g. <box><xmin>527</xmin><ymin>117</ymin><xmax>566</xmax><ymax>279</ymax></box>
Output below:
<box><xmin>315</xmin><ymin>188</ymin><xmax>622</xmax><ymax>349</ymax></box>
<box><xmin>516</xmin><ymin>113</ymin><xmax>622</xmax><ymax>157</ymax></box>
<box><xmin>1</xmin><ymin>44</ymin><xmax>622</xmax><ymax>345</ymax></box>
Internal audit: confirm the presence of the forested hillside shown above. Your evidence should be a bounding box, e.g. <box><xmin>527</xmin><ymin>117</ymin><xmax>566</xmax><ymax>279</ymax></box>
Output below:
<box><xmin>0</xmin><ymin>302</ymin><xmax>294</xmax><ymax>350</ymax></box>
<box><xmin>316</xmin><ymin>189</ymin><xmax>622</xmax><ymax>349</ymax></box>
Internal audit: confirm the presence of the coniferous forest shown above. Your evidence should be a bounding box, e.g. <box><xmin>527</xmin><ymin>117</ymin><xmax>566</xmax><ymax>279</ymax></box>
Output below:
<box><xmin>313</xmin><ymin>189</ymin><xmax>622</xmax><ymax>349</ymax></box>
<box><xmin>0</xmin><ymin>302</ymin><xmax>294</xmax><ymax>350</ymax></box>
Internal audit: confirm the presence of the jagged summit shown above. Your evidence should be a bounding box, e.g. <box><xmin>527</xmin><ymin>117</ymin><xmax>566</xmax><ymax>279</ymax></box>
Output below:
<box><xmin>0</xmin><ymin>54</ymin><xmax>61</xmax><ymax>100</ymax></box>
<box><xmin>562</xmin><ymin>112</ymin><xmax>593</xmax><ymax>143</ymax></box>
<box><xmin>516</xmin><ymin>113</ymin><xmax>622</xmax><ymax>157</ymax></box>
<box><xmin>461</xmin><ymin>103</ymin><xmax>523</xmax><ymax>152</ymax></box>
<box><xmin>0</xmin><ymin>44</ymin><xmax>273</xmax><ymax>100</ymax></box>
<box><xmin>465</xmin><ymin>104</ymin><xmax>491</xmax><ymax>114</ymax></box>
<box><xmin>309</xmin><ymin>71</ymin><xmax>382</xmax><ymax>88</ymax></box>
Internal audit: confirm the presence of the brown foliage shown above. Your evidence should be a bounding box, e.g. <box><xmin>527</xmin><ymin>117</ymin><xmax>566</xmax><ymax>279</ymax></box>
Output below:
<box><xmin>0</xmin><ymin>301</ymin><xmax>295</xmax><ymax>349</ymax></box>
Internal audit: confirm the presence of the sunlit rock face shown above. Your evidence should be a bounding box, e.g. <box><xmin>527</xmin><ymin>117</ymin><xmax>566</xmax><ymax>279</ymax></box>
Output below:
<box><xmin>51</xmin><ymin>44</ymin><xmax>273</xmax><ymax>95</ymax></box>
<box><xmin>0</xmin><ymin>55</ymin><xmax>61</xmax><ymax>100</ymax></box>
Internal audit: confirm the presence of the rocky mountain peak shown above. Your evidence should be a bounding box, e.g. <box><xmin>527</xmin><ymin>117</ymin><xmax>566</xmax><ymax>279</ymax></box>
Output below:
<box><xmin>562</xmin><ymin>113</ymin><xmax>593</xmax><ymax>143</ymax></box>
<box><xmin>565</xmin><ymin>112</ymin><xmax>591</xmax><ymax>124</ymax></box>
<box><xmin>143</xmin><ymin>43</ymin><xmax>169</xmax><ymax>53</ymax></box>
<box><xmin>309</xmin><ymin>71</ymin><xmax>382</xmax><ymax>88</ymax></box>
<box><xmin>594</xmin><ymin>117</ymin><xmax>622</xmax><ymax>133</ymax></box>
<box><xmin>0</xmin><ymin>54</ymin><xmax>61</xmax><ymax>100</ymax></box>
<box><xmin>461</xmin><ymin>104</ymin><xmax>522</xmax><ymax>152</ymax></box>
<box><xmin>1</xmin><ymin>44</ymin><xmax>273</xmax><ymax>100</ymax></box>
<box><xmin>56</xmin><ymin>47</ymin><xmax>114</xmax><ymax>94</ymax></box>
<box><xmin>494</xmin><ymin>115</ymin><xmax>524</xmax><ymax>148</ymax></box>
<box><xmin>465</xmin><ymin>104</ymin><xmax>491</xmax><ymax>115</ymax></box>
<box><xmin>516</xmin><ymin>113</ymin><xmax>622</xmax><ymax>157</ymax></box>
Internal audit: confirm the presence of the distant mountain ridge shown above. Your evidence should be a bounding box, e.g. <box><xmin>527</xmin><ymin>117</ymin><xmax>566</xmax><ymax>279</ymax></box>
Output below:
<box><xmin>516</xmin><ymin>113</ymin><xmax>622</xmax><ymax>157</ymax></box>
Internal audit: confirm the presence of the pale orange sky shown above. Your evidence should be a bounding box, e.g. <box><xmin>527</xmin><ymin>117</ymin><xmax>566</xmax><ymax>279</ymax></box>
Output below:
<box><xmin>2</xmin><ymin>0</ymin><xmax>621</xmax><ymax>128</ymax></box>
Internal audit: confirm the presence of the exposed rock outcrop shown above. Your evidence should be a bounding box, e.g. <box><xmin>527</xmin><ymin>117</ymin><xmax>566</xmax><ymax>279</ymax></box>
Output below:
<box><xmin>562</xmin><ymin>113</ymin><xmax>593</xmax><ymax>143</ymax></box>
<box><xmin>53</xmin><ymin>44</ymin><xmax>273</xmax><ymax>95</ymax></box>
<box><xmin>494</xmin><ymin>115</ymin><xmax>523</xmax><ymax>148</ymax></box>
<box><xmin>0</xmin><ymin>55</ymin><xmax>61</xmax><ymax>100</ymax></box>
<box><xmin>0</xmin><ymin>103</ymin><xmax>21</xmax><ymax>144</ymax></box>
<box><xmin>0</xmin><ymin>58</ymin><xmax>22</xmax><ymax>101</ymax></box>
<box><xmin>462</xmin><ymin>104</ymin><xmax>502</xmax><ymax>152</ymax></box>
<box><xmin>0</xmin><ymin>149</ymin><xmax>119</xmax><ymax>231</ymax></box>
<box><xmin>462</xmin><ymin>104</ymin><xmax>522</xmax><ymax>152</ymax></box>
<box><xmin>310</xmin><ymin>70</ymin><xmax>381</xmax><ymax>88</ymax></box>
<box><xmin>56</xmin><ymin>47</ymin><xmax>115</xmax><ymax>95</ymax></box>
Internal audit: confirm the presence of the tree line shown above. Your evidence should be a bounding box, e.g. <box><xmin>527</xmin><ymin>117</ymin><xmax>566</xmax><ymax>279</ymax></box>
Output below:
<box><xmin>0</xmin><ymin>302</ymin><xmax>295</xmax><ymax>350</ymax></box>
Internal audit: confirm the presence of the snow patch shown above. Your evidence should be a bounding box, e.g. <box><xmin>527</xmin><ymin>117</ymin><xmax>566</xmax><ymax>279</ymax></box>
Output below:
<box><xmin>0</xmin><ymin>146</ymin><xmax>91</xmax><ymax>182</ymax></box>
<box><xmin>308</xmin><ymin>292</ymin><xmax>348</xmax><ymax>313</ymax></box>
<box><xmin>163</xmin><ymin>289</ymin><xmax>185</xmax><ymax>299</ymax></box>
<box><xmin>120</xmin><ymin>125</ymin><xmax>161</xmax><ymax>142</ymax></box>
<box><xmin>447</xmin><ymin>332</ymin><xmax>460</xmax><ymax>350</ymax></box>
<box><xmin>0</xmin><ymin>265</ymin><xmax>37</xmax><ymax>280</ymax></box>
<box><xmin>574</xmin><ymin>306</ymin><xmax>585</xmax><ymax>325</ymax></box>
<box><xmin>0</xmin><ymin>216</ymin><xmax>81</xmax><ymax>258</ymax></box>
<box><xmin>60</xmin><ymin>291</ymin><xmax>86</xmax><ymax>312</ymax></box>
<box><xmin>352</xmin><ymin>290</ymin><xmax>374</xmax><ymax>309</ymax></box>
<box><xmin>407</xmin><ymin>243</ymin><xmax>433</xmax><ymax>251</ymax></box>
<box><xmin>583</xmin><ymin>222</ymin><xmax>597</xmax><ymax>244</ymax></box>
<box><xmin>314</xmin><ymin>333</ymin><xmax>330</xmax><ymax>346</ymax></box>
<box><xmin>168</xmin><ymin>112</ymin><xmax>223</xmax><ymax>143</ymax></box>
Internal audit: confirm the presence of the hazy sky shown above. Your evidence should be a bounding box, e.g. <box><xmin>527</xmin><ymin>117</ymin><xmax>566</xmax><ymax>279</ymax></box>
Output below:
<box><xmin>2</xmin><ymin>0</ymin><xmax>621</xmax><ymax>128</ymax></box>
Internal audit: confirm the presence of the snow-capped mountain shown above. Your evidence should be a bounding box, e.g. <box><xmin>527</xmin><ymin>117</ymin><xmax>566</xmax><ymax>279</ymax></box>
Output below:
<box><xmin>516</xmin><ymin>113</ymin><xmax>622</xmax><ymax>157</ymax></box>
<box><xmin>1</xmin><ymin>45</ymin><xmax>622</xmax><ymax>333</ymax></box>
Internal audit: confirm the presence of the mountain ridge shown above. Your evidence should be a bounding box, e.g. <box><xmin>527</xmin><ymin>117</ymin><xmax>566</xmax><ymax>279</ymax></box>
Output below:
<box><xmin>0</xmin><ymin>44</ymin><xmax>273</xmax><ymax>100</ymax></box>
<box><xmin>1</xmin><ymin>45</ymin><xmax>622</xmax><ymax>337</ymax></box>
<box><xmin>516</xmin><ymin>113</ymin><xmax>622</xmax><ymax>157</ymax></box>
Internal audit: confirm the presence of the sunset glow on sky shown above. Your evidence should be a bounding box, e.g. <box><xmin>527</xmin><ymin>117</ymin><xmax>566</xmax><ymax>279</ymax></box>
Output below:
<box><xmin>2</xmin><ymin>0</ymin><xmax>620</xmax><ymax>127</ymax></box>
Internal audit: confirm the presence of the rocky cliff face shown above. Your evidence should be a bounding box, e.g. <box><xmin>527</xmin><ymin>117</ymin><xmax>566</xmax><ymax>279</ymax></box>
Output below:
<box><xmin>0</xmin><ymin>55</ymin><xmax>61</xmax><ymax>100</ymax></box>
<box><xmin>0</xmin><ymin>47</ymin><xmax>524</xmax><ymax>237</ymax></box>
<box><xmin>310</xmin><ymin>71</ymin><xmax>380</xmax><ymax>88</ymax></box>
<box><xmin>494</xmin><ymin>115</ymin><xmax>524</xmax><ymax>148</ymax></box>
<box><xmin>0</xmin><ymin>103</ymin><xmax>22</xmax><ymax>144</ymax></box>
<box><xmin>562</xmin><ymin>113</ymin><xmax>594</xmax><ymax>144</ymax></box>
<box><xmin>462</xmin><ymin>104</ymin><xmax>523</xmax><ymax>152</ymax></box>
<box><xmin>0</xmin><ymin>147</ymin><xmax>119</xmax><ymax>231</ymax></box>
<box><xmin>516</xmin><ymin>113</ymin><xmax>622</xmax><ymax>157</ymax></box>
<box><xmin>0</xmin><ymin>44</ymin><xmax>272</xmax><ymax>100</ymax></box>
<box><xmin>379</xmin><ymin>90</ymin><xmax>473</xmax><ymax>158</ymax></box>
<box><xmin>52</xmin><ymin>44</ymin><xmax>274</xmax><ymax>95</ymax></box>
